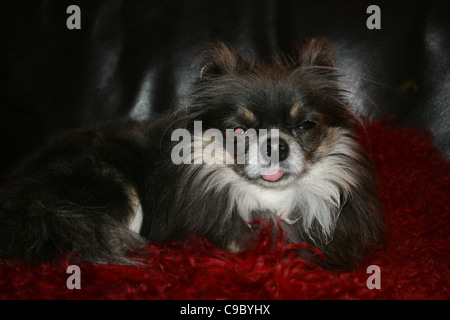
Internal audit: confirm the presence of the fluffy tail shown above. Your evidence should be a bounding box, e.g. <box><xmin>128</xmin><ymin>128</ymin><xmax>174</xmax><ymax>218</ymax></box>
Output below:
<box><xmin>0</xmin><ymin>195</ymin><xmax>146</xmax><ymax>264</ymax></box>
<box><xmin>0</xmin><ymin>161</ymin><xmax>147</xmax><ymax>265</ymax></box>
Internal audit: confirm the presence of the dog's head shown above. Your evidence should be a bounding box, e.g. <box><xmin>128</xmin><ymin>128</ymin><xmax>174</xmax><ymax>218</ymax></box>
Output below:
<box><xmin>184</xmin><ymin>39</ymin><xmax>360</xmax><ymax>190</ymax></box>
<box><xmin>168</xmin><ymin>40</ymin><xmax>382</xmax><ymax>264</ymax></box>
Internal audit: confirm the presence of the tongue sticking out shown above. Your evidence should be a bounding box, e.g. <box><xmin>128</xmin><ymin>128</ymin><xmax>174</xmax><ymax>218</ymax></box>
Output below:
<box><xmin>262</xmin><ymin>170</ymin><xmax>285</xmax><ymax>182</ymax></box>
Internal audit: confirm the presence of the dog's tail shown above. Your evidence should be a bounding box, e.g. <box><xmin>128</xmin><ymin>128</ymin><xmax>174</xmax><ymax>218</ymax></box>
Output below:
<box><xmin>0</xmin><ymin>185</ymin><xmax>147</xmax><ymax>265</ymax></box>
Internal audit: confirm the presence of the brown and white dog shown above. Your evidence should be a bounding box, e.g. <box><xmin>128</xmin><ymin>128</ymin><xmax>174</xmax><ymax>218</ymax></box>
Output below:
<box><xmin>0</xmin><ymin>39</ymin><xmax>383</xmax><ymax>270</ymax></box>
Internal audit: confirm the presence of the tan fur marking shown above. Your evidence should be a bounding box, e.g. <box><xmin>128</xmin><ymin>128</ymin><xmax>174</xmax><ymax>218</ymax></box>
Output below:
<box><xmin>290</xmin><ymin>102</ymin><xmax>303</xmax><ymax>119</ymax></box>
<box><xmin>240</xmin><ymin>108</ymin><xmax>257</xmax><ymax>123</ymax></box>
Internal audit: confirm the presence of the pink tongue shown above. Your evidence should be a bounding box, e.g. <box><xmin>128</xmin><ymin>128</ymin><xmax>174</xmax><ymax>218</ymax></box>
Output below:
<box><xmin>262</xmin><ymin>170</ymin><xmax>285</xmax><ymax>182</ymax></box>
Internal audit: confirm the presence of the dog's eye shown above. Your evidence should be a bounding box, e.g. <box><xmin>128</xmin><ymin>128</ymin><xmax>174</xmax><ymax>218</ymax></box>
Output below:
<box><xmin>296</xmin><ymin>120</ymin><xmax>316</xmax><ymax>131</ymax></box>
<box><xmin>234</xmin><ymin>128</ymin><xmax>247</xmax><ymax>135</ymax></box>
<box><xmin>292</xmin><ymin>121</ymin><xmax>316</xmax><ymax>137</ymax></box>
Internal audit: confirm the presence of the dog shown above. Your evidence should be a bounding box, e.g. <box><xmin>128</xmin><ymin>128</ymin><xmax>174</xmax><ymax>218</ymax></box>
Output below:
<box><xmin>0</xmin><ymin>39</ymin><xmax>383</xmax><ymax>270</ymax></box>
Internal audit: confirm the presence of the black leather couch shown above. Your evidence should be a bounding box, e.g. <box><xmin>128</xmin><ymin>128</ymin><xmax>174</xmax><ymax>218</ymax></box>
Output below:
<box><xmin>1</xmin><ymin>0</ymin><xmax>448</xmax><ymax>182</ymax></box>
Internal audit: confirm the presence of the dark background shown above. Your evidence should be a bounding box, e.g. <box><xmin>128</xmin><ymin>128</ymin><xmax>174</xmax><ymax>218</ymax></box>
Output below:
<box><xmin>1</xmin><ymin>0</ymin><xmax>449</xmax><ymax>182</ymax></box>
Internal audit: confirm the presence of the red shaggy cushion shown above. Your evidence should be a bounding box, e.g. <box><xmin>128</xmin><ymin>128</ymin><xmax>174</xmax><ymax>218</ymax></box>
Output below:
<box><xmin>0</xmin><ymin>118</ymin><xmax>449</xmax><ymax>300</ymax></box>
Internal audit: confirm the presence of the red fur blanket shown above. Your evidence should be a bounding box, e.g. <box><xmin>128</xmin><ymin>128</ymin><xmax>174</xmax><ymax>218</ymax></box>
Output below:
<box><xmin>0</xmin><ymin>119</ymin><xmax>448</xmax><ymax>300</ymax></box>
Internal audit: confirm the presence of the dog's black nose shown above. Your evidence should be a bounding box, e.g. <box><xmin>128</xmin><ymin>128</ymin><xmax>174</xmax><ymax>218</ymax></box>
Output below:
<box><xmin>266</xmin><ymin>139</ymin><xmax>289</xmax><ymax>161</ymax></box>
<box><xmin>278</xmin><ymin>140</ymin><xmax>289</xmax><ymax>161</ymax></box>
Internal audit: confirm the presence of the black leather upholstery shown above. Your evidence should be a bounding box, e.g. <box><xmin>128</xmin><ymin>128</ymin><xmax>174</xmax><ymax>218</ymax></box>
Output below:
<box><xmin>1</xmin><ymin>0</ymin><xmax>448</xmax><ymax>181</ymax></box>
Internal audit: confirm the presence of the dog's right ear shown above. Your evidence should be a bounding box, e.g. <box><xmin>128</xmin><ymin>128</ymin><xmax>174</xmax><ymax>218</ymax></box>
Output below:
<box><xmin>296</xmin><ymin>38</ymin><xmax>336</xmax><ymax>68</ymax></box>
<box><xmin>199</xmin><ymin>42</ymin><xmax>247</xmax><ymax>78</ymax></box>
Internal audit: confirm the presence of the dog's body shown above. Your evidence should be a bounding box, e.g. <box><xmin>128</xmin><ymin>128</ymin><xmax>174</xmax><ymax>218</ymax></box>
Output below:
<box><xmin>0</xmin><ymin>39</ymin><xmax>383</xmax><ymax>270</ymax></box>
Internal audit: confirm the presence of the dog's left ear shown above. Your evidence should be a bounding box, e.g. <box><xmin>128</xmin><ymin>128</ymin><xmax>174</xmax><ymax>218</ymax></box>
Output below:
<box><xmin>199</xmin><ymin>42</ymin><xmax>247</xmax><ymax>78</ymax></box>
<box><xmin>296</xmin><ymin>38</ymin><xmax>336</xmax><ymax>68</ymax></box>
